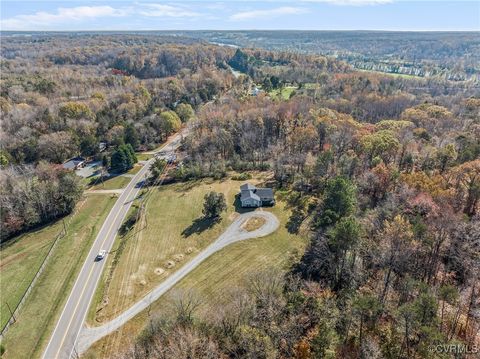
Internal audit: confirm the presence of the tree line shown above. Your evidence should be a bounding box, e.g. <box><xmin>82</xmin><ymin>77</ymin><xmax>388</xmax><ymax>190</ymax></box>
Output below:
<box><xmin>0</xmin><ymin>164</ymin><xmax>83</xmax><ymax>242</ymax></box>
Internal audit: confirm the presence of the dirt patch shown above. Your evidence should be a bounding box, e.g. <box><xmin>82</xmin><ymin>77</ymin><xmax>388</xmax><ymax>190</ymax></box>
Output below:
<box><xmin>165</xmin><ymin>260</ymin><xmax>175</xmax><ymax>269</ymax></box>
<box><xmin>185</xmin><ymin>247</ymin><xmax>195</xmax><ymax>254</ymax></box>
<box><xmin>241</xmin><ymin>216</ymin><xmax>266</xmax><ymax>232</ymax></box>
<box><xmin>154</xmin><ymin>267</ymin><xmax>165</xmax><ymax>276</ymax></box>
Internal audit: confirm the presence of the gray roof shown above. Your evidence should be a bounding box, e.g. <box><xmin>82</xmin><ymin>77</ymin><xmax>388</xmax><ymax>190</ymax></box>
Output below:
<box><xmin>241</xmin><ymin>191</ymin><xmax>260</xmax><ymax>202</ymax></box>
<box><xmin>240</xmin><ymin>183</ymin><xmax>256</xmax><ymax>191</ymax></box>
<box><xmin>62</xmin><ymin>157</ymin><xmax>85</xmax><ymax>170</ymax></box>
<box><xmin>240</xmin><ymin>183</ymin><xmax>274</xmax><ymax>203</ymax></box>
<box><xmin>256</xmin><ymin>188</ymin><xmax>274</xmax><ymax>200</ymax></box>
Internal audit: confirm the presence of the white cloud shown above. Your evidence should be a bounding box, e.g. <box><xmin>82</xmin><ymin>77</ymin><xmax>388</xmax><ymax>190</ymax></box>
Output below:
<box><xmin>0</xmin><ymin>3</ymin><xmax>202</xmax><ymax>30</ymax></box>
<box><xmin>230</xmin><ymin>6</ymin><xmax>308</xmax><ymax>21</ymax></box>
<box><xmin>302</xmin><ymin>0</ymin><xmax>393</xmax><ymax>5</ymax></box>
<box><xmin>138</xmin><ymin>3</ymin><xmax>201</xmax><ymax>17</ymax></box>
<box><xmin>1</xmin><ymin>6</ymin><xmax>129</xmax><ymax>30</ymax></box>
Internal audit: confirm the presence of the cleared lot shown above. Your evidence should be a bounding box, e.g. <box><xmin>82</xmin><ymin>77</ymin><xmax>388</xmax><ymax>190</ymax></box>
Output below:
<box><xmin>83</xmin><ymin>174</ymin><xmax>308</xmax><ymax>358</ymax></box>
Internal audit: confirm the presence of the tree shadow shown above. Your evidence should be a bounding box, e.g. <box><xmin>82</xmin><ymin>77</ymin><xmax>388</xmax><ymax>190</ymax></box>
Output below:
<box><xmin>286</xmin><ymin>208</ymin><xmax>306</xmax><ymax>234</ymax></box>
<box><xmin>174</xmin><ymin>180</ymin><xmax>202</xmax><ymax>193</ymax></box>
<box><xmin>182</xmin><ymin>216</ymin><xmax>220</xmax><ymax>237</ymax></box>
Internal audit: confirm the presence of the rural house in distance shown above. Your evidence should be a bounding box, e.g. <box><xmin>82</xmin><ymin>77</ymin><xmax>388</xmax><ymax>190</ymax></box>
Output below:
<box><xmin>240</xmin><ymin>183</ymin><xmax>275</xmax><ymax>208</ymax></box>
<box><xmin>62</xmin><ymin>157</ymin><xmax>86</xmax><ymax>170</ymax></box>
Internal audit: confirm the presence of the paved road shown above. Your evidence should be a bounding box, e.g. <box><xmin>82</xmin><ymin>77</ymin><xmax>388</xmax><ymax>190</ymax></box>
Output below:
<box><xmin>42</xmin><ymin>131</ymin><xmax>185</xmax><ymax>359</ymax></box>
<box><xmin>76</xmin><ymin>210</ymin><xmax>279</xmax><ymax>354</ymax></box>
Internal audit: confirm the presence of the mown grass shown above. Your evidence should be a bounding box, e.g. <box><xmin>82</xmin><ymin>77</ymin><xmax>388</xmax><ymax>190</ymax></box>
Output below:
<box><xmin>135</xmin><ymin>153</ymin><xmax>153</xmax><ymax>162</ymax></box>
<box><xmin>88</xmin><ymin>176</ymin><xmax>269</xmax><ymax>324</ymax></box>
<box><xmin>88</xmin><ymin>164</ymin><xmax>144</xmax><ymax>190</ymax></box>
<box><xmin>90</xmin><ymin>175</ymin><xmax>131</xmax><ymax>191</ymax></box>
<box><xmin>269</xmin><ymin>86</ymin><xmax>297</xmax><ymax>100</ymax></box>
<box><xmin>1</xmin><ymin>225</ymin><xmax>59</xmax><ymax>329</ymax></box>
<box><xmin>354</xmin><ymin>68</ymin><xmax>422</xmax><ymax>79</ymax></box>
<box><xmin>1</xmin><ymin>195</ymin><xmax>116</xmax><ymax>359</ymax></box>
<box><xmin>127</xmin><ymin>164</ymin><xmax>143</xmax><ymax>175</ymax></box>
<box><xmin>84</xmin><ymin>174</ymin><xmax>309</xmax><ymax>358</ymax></box>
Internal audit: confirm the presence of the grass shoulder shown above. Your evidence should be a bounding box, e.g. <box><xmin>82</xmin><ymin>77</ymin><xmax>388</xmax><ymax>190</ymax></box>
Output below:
<box><xmin>1</xmin><ymin>195</ymin><xmax>116</xmax><ymax>359</ymax></box>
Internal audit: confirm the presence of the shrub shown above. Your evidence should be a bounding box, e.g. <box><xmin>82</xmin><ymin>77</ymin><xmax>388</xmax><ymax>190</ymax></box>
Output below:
<box><xmin>232</xmin><ymin>173</ymin><xmax>252</xmax><ymax>181</ymax></box>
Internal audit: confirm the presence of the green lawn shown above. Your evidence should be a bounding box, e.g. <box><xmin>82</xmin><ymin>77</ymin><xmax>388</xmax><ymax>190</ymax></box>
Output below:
<box><xmin>269</xmin><ymin>86</ymin><xmax>297</xmax><ymax>100</ymax></box>
<box><xmin>1</xmin><ymin>195</ymin><xmax>116</xmax><ymax>359</ymax></box>
<box><xmin>135</xmin><ymin>153</ymin><xmax>153</xmax><ymax>162</ymax></box>
<box><xmin>90</xmin><ymin>175</ymin><xmax>131</xmax><ymax>191</ymax></box>
<box><xmin>84</xmin><ymin>174</ymin><xmax>309</xmax><ymax>358</ymax></box>
<box><xmin>355</xmin><ymin>68</ymin><xmax>422</xmax><ymax>79</ymax></box>
<box><xmin>127</xmin><ymin>164</ymin><xmax>143</xmax><ymax>175</ymax></box>
<box><xmin>88</xmin><ymin>164</ymin><xmax>144</xmax><ymax>190</ymax></box>
<box><xmin>1</xmin><ymin>224</ymin><xmax>60</xmax><ymax>329</ymax></box>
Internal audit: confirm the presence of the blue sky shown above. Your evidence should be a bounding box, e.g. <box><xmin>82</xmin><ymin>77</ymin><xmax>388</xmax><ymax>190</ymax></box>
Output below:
<box><xmin>1</xmin><ymin>1</ymin><xmax>479</xmax><ymax>31</ymax></box>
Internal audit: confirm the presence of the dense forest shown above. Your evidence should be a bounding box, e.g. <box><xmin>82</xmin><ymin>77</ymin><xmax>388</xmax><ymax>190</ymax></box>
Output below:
<box><xmin>176</xmin><ymin>31</ymin><xmax>480</xmax><ymax>81</ymax></box>
<box><xmin>1</xmin><ymin>33</ymin><xmax>479</xmax><ymax>358</ymax></box>
<box><xmin>0</xmin><ymin>34</ymin><xmax>236</xmax><ymax>240</ymax></box>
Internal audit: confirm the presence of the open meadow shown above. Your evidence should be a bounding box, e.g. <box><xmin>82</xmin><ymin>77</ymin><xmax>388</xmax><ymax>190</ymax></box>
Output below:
<box><xmin>84</xmin><ymin>174</ymin><xmax>309</xmax><ymax>357</ymax></box>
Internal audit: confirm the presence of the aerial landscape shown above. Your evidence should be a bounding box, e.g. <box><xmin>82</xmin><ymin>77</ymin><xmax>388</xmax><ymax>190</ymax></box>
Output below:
<box><xmin>0</xmin><ymin>1</ymin><xmax>479</xmax><ymax>358</ymax></box>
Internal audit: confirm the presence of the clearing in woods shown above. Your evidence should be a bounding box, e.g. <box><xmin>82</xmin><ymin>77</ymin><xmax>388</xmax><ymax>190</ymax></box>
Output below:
<box><xmin>83</xmin><ymin>174</ymin><xmax>308</xmax><ymax>358</ymax></box>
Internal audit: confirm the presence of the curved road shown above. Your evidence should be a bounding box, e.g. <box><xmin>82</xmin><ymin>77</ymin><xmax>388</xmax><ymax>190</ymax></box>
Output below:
<box><xmin>42</xmin><ymin>132</ymin><xmax>184</xmax><ymax>359</ymax></box>
<box><xmin>76</xmin><ymin>211</ymin><xmax>279</xmax><ymax>354</ymax></box>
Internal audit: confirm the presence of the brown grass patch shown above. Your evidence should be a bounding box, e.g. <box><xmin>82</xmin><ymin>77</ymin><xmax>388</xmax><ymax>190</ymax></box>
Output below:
<box><xmin>173</xmin><ymin>254</ymin><xmax>184</xmax><ymax>262</ymax></box>
<box><xmin>241</xmin><ymin>216</ymin><xmax>266</xmax><ymax>232</ymax></box>
<box><xmin>154</xmin><ymin>267</ymin><xmax>165</xmax><ymax>276</ymax></box>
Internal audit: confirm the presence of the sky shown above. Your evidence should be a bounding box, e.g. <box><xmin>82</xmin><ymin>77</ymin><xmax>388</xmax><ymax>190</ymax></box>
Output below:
<box><xmin>0</xmin><ymin>0</ymin><xmax>479</xmax><ymax>31</ymax></box>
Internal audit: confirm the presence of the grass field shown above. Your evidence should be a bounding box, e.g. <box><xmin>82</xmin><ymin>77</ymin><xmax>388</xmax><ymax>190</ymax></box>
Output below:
<box><xmin>88</xmin><ymin>176</ymin><xmax>267</xmax><ymax>324</ymax></box>
<box><xmin>84</xmin><ymin>174</ymin><xmax>309</xmax><ymax>358</ymax></box>
<box><xmin>355</xmin><ymin>68</ymin><xmax>422</xmax><ymax>79</ymax></box>
<box><xmin>0</xmin><ymin>195</ymin><xmax>116</xmax><ymax>359</ymax></box>
<box><xmin>135</xmin><ymin>153</ymin><xmax>153</xmax><ymax>162</ymax></box>
<box><xmin>1</xmin><ymin>225</ymin><xmax>60</xmax><ymax>329</ymax></box>
<box><xmin>269</xmin><ymin>86</ymin><xmax>297</xmax><ymax>100</ymax></box>
<box><xmin>127</xmin><ymin>164</ymin><xmax>143</xmax><ymax>175</ymax></box>
<box><xmin>88</xmin><ymin>164</ymin><xmax>144</xmax><ymax>190</ymax></box>
<box><xmin>90</xmin><ymin>175</ymin><xmax>132</xmax><ymax>191</ymax></box>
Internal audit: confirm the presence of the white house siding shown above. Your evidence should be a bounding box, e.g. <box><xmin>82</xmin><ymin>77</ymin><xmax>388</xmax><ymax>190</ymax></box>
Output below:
<box><xmin>241</xmin><ymin>199</ymin><xmax>260</xmax><ymax>207</ymax></box>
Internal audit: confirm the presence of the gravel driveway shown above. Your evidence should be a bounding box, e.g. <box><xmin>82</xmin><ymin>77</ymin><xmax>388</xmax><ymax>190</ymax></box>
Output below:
<box><xmin>76</xmin><ymin>210</ymin><xmax>279</xmax><ymax>354</ymax></box>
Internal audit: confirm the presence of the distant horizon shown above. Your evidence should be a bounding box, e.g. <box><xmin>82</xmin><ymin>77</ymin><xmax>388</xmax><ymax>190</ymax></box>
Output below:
<box><xmin>1</xmin><ymin>1</ymin><xmax>479</xmax><ymax>32</ymax></box>
<box><xmin>1</xmin><ymin>29</ymin><xmax>479</xmax><ymax>33</ymax></box>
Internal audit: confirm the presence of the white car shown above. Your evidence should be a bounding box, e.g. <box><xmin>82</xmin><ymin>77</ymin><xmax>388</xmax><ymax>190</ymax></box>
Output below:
<box><xmin>95</xmin><ymin>250</ymin><xmax>107</xmax><ymax>261</ymax></box>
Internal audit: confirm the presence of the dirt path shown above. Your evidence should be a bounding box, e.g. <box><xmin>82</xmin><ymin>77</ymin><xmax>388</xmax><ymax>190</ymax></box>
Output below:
<box><xmin>76</xmin><ymin>210</ymin><xmax>279</xmax><ymax>354</ymax></box>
